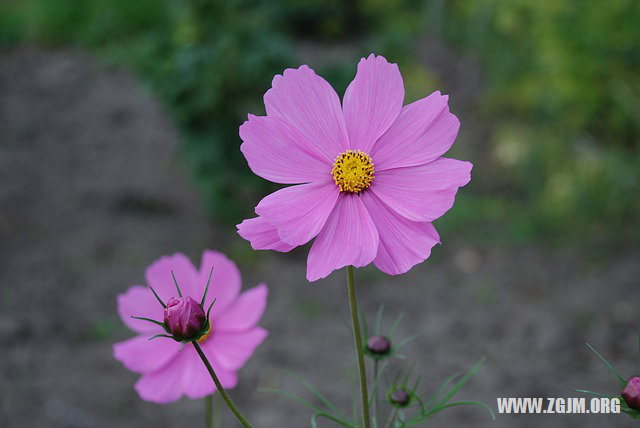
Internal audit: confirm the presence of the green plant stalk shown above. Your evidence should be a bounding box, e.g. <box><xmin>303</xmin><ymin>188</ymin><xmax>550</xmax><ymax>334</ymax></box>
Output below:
<box><xmin>373</xmin><ymin>359</ymin><xmax>380</xmax><ymax>427</ymax></box>
<box><xmin>347</xmin><ymin>266</ymin><xmax>371</xmax><ymax>428</ymax></box>
<box><xmin>205</xmin><ymin>394</ymin><xmax>213</xmax><ymax>428</ymax></box>
<box><xmin>193</xmin><ymin>342</ymin><xmax>253</xmax><ymax>428</ymax></box>
<box><xmin>213</xmin><ymin>393</ymin><xmax>222</xmax><ymax>428</ymax></box>
<box><xmin>386</xmin><ymin>408</ymin><xmax>398</xmax><ymax>428</ymax></box>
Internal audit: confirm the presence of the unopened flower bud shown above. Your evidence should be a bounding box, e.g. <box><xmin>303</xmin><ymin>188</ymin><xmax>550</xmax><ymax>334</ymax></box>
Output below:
<box><xmin>163</xmin><ymin>296</ymin><xmax>206</xmax><ymax>341</ymax></box>
<box><xmin>622</xmin><ymin>376</ymin><xmax>640</xmax><ymax>410</ymax></box>
<box><xmin>390</xmin><ymin>388</ymin><xmax>410</xmax><ymax>407</ymax></box>
<box><xmin>366</xmin><ymin>335</ymin><xmax>391</xmax><ymax>356</ymax></box>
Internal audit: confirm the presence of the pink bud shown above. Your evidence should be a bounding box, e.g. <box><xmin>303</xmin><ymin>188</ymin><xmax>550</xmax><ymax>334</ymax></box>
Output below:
<box><xmin>163</xmin><ymin>296</ymin><xmax>206</xmax><ymax>341</ymax></box>
<box><xmin>366</xmin><ymin>335</ymin><xmax>391</xmax><ymax>356</ymax></box>
<box><xmin>390</xmin><ymin>388</ymin><xmax>410</xmax><ymax>407</ymax></box>
<box><xmin>622</xmin><ymin>376</ymin><xmax>640</xmax><ymax>410</ymax></box>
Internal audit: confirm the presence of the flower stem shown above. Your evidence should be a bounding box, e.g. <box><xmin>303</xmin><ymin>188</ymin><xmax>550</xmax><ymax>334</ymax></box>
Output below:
<box><xmin>205</xmin><ymin>394</ymin><xmax>212</xmax><ymax>428</ymax></box>
<box><xmin>347</xmin><ymin>265</ymin><xmax>371</xmax><ymax>428</ymax></box>
<box><xmin>373</xmin><ymin>359</ymin><xmax>380</xmax><ymax>426</ymax></box>
<box><xmin>192</xmin><ymin>341</ymin><xmax>252</xmax><ymax>428</ymax></box>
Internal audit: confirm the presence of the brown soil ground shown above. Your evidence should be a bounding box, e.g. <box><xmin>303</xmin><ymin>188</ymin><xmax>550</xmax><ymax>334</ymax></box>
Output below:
<box><xmin>1</xmin><ymin>46</ymin><xmax>638</xmax><ymax>428</ymax></box>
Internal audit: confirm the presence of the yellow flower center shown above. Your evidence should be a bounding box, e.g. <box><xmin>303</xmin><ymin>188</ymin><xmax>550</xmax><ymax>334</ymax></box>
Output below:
<box><xmin>331</xmin><ymin>150</ymin><xmax>375</xmax><ymax>193</ymax></box>
<box><xmin>197</xmin><ymin>326</ymin><xmax>212</xmax><ymax>343</ymax></box>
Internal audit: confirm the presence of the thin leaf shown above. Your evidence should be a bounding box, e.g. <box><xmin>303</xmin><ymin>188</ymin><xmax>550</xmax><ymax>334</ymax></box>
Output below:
<box><xmin>413</xmin><ymin>375</ymin><xmax>421</xmax><ymax>391</ymax></box>
<box><xmin>281</xmin><ymin>369</ymin><xmax>340</xmax><ymax>416</ymax></box>
<box><xmin>413</xmin><ymin>391</ymin><xmax>427</xmax><ymax>414</ymax></box>
<box><xmin>575</xmin><ymin>389</ymin><xmax>615</xmax><ymax>398</ymax></box>
<box><xmin>259</xmin><ymin>387</ymin><xmax>324</xmax><ymax>414</ymax></box>
<box><xmin>361</xmin><ymin>304</ymin><xmax>369</xmax><ymax>340</ymax></box>
<box><xmin>586</xmin><ymin>343</ymin><xmax>626</xmax><ymax>387</ymax></box>
<box><xmin>201</xmin><ymin>266</ymin><xmax>214</xmax><ymax>307</ymax></box>
<box><xmin>423</xmin><ymin>400</ymin><xmax>495</xmax><ymax>420</ymax></box>
<box><xmin>171</xmin><ymin>270</ymin><xmax>182</xmax><ymax>297</ymax></box>
<box><xmin>395</xmin><ymin>334</ymin><xmax>419</xmax><ymax>351</ymax></box>
<box><xmin>148</xmin><ymin>286</ymin><xmax>166</xmax><ymax>308</ymax></box>
<box><xmin>387</xmin><ymin>408</ymin><xmax>398</xmax><ymax>428</ymax></box>
<box><xmin>429</xmin><ymin>357</ymin><xmax>485</xmax><ymax>410</ymax></box>
<box><xmin>131</xmin><ymin>315</ymin><xmax>166</xmax><ymax>330</ymax></box>
<box><xmin>402</xmin><ymin>363</ymin><xmax>416</xmax><ymax>386</ymax></box>
<box><xmin>207</xmin><ymin>298</ymin><xmax>217</xmax><ymax>320</ymax></box>
<box><xmin>311</xmin><ymin>412</ymin><xmax>356</xmax><ymax>428</ymax></box>
<box><xmin>374</xmin><ymin>304</ymin><xmax>385</xmax><ymax>335</ymax></box>
<box><xmin>422</xmin><ymin>373</ymin><xmax>461</xmax><ymax>409</ymax></box>
<box><xmin>148</xmin><ymin>333</ymin><xmax>173</xmax><ymax>341</ymax></box>
<box><xmin>388</xmin><ymin>313</ymin><xmax>405</xmax><ymax>337</ymax></box>
<box><xmin>368</xmin><ymin>360</ymin><xmax>390</xmax><ymax>407</ymax></box>
<box><xmin>341</xmin><ymin>317</ymin><xmax>354</xmax><ymax>336</ymax></box>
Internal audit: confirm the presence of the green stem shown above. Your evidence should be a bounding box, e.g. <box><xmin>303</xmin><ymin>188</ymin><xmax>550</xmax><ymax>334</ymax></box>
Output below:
<box><xmin>205</xmin><ymin>394</ymin><xmax>213</xmax><ymax>428</ymax></box>
<box><xmin>373</xmin><ymin>359</ymin><xmax>380</xmax><ymax>427</ymax></box>
<box><xmin>213</xmin><ymin>393</ymin><xmax>222</xmax><ymax>428</ymax></box>
<box><xmin>386</xmin><ymin>408</ymin><xmax>398</xmax><ymax>428</ymax></box>
<box><xmin>347</xmin><ymin>266</ymin><xmax>371</xmax><ymax>428</ymax></box>
<box><xmin>192</xmin><ymin>341</ymin><xmax>253</xmax><ymax>428</ymax></box>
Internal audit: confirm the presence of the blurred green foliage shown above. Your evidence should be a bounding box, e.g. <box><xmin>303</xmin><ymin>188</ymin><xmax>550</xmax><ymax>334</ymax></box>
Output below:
<box><xmin>1</xmin><ymin>0</ymin><xmax>639</xmax><ymax>245</ymax></box>
<box><xmin>1</xmin><ymin>0</ymin><xmax>291</xmax><ymax>222</ymax></box>
<box><xmin>438</xmin><ymin>0</ymin><xmax>640</xmax><ymax>244</ymax></box>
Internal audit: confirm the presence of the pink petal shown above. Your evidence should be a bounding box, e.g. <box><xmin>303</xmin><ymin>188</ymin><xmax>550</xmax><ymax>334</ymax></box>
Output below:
<box><xmin>195</xmin><ymin>250</ymin><xmax>242</xmax><ymax>317</ymax></box>
<box><xmin>343</xmin><ymin>54</ymin><xmax>404</xmax><ymax>153</ymax></box>
<box><xmin>236</xmin><ymin>217</ymin><xmax>297</xmax><ymax>252</ymax></box>
<box><xmin>182</xmin><ymin>345</ymin><xmax>238</xmax><ymax>399</ymax></box>
<box><xmin>134</xmin><ymin>350</ymin><xmax>190</xmax><ymax>404</ymax></box>
<box><xmin>116</xmin><ymin>285</ymin><xmax>165</xmax><ymax>334</ymax></box>
<box><xmin>240</xmin><ymin>114</ymin><xmax>332</xmax><ymax>184</ymax></box>
<box><xmin>214</xmin><ymin>284</ymin><xmax>268</xmax><ymax>331</ymax></box>
<box><xmin>370</xmin><ymin>158</ymin><xmax>472</xmax><ymax>222</ymax></box>
<box><xmin>255</xmin><ymin>181</ymin><xmax>339</xmax><ymax>246</ymax></box>
<box><xmin>133</xmin><ymin>344</ymin><xmax>238</xmax><ymax>403</ymax></box>
<box><xmin>264</xmin><ymin>65</ymin><xmax>349</xmax><ymax>160</ymax></box>
<box><xmin>113</xmin><ymin>335</ymin><xmax>180</xmax><ymax>374</ymax></box>
<box><xmin>145</xmin><ymin>253</ymin><xmax>199</xmax><ymax>303</ymax></box>
<box><xmin>361</xmin><ymin>191</ymin><xmax>440</xmax><ymax>275</ymax></box>
<box><xmin>206</xmin><ymin>327</ymin><xmax>268</xmax><ymax>371</ymax></box>
<box><xmin>371</xmin><ymin>91</ymin><xmax>460</xmax><ymax>170</ymax></box>
<box><xmin>307</xmin><ymin>194</ymin><xmax>379</xmax><ymax>281</ymax></box>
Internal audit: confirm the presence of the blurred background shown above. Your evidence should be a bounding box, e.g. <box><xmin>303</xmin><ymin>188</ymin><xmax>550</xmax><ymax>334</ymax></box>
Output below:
<box><xmin>1</xmin><ymin>0</ymin><xmax>639</xmax><ymax>427</ymax></box>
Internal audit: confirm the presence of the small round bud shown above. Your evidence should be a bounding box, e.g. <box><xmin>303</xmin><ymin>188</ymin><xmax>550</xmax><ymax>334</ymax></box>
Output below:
<box><xmin>390</xmin><ymin>388</ymin><xmax>410</xmax><ymax>407</ymax></box>
<box><xmin>366</xmin><ymin>335</ymin><xmax>391</xmax><ymax>356</ymax></box>
<box><xmin>163</xmin><ymin>296</ymin><xmax>206</xmax><ymax>341</ymax></box>
<box><xmin>622</xmin><ymin>376</ymin><xmax>640</xmax><ymax>410</ymax></box>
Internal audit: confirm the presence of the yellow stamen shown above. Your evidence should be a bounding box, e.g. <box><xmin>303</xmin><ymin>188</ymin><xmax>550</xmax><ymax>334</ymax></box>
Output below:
<box><xmin>197</xmin><ymin>326</ymin><xmax>212</xmax><ymax>343</ymax></box>
<box><xmin>331</xmin><ymin>150</ymin><xmax>375</xmax><ymax>193</ymax></box>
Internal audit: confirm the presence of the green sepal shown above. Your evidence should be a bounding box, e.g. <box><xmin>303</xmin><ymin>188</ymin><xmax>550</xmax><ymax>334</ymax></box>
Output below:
<box><xmin>171</xmin><ymin>270</ymin><xmax>183</xmax><ymax>297</ymax></box>
<box><xmin>148</xmin><ymin>286</ymin><xmax>166</xmax><ymax>308</ymax></box>
<box><xmin>131</xmin><ymin>315</ymin><xmax>170</xmax><ymax>333</ymax></box>
<box><xmin>586</xmin><ymin>343</ymin><xmax>626</xmax><ymax>387</ymax></box>
<box><xmin>148</xmin><ymin>333</ymin><xmax>174</xmax><ymax>341</ymax></box>
<box><xmin>201</xmin><ymin>266</ymin><xmax>214</xmax><ymax>307</ymax></box>
<box><xmin>207</xmin><ymin>298</ymin><xmax>217</xmax><ymax>320</ymax></box>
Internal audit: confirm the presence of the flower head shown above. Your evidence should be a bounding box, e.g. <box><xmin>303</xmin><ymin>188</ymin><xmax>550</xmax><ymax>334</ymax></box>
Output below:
<box><xmin>389</xmin><ymin>387</ymin><xmax>411</xmax><ymax>408</ymax></box>
<box><xmin>622</xmin><ymin>376</ymin><xmax>640</xmax><ymax>410</ymax></box>
<box><xmin>113</xmin><ymin>251</ymin><xmax>268</xmax><ymax>403</ymax></box>
<box><xmin>237</xmin><ymin>54</ymin><xmax>471</xmax><ymax>281</ymax></box>
<box><xmin>366</xmin><ymin>335</ymin><xmax>391</xmax><ymax>356</ymax></box>
<box><xmin>163</xmin><ymin>296</ymin><xmax>207</xmax><ymax>341</ymax></box>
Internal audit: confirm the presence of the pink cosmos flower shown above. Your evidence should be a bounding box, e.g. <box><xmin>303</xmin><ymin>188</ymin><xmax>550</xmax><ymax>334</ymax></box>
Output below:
<box><xmin>113</xmin><ymin>251</ymin><xmax>268</xmax><ymax>403</ymax></box>
<box><xmin>237</xmin><ymin>54</ymin><xmax>471</xmax><ymax>281</ymax></box>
